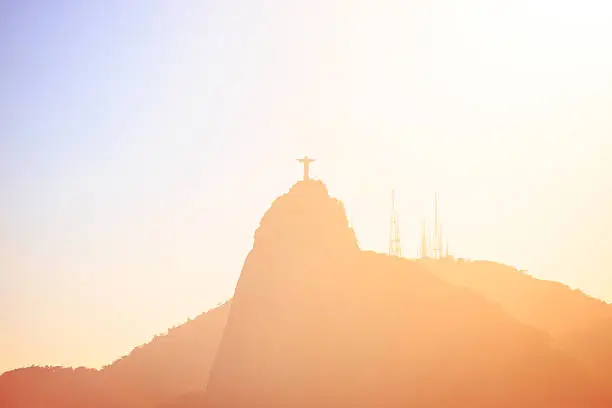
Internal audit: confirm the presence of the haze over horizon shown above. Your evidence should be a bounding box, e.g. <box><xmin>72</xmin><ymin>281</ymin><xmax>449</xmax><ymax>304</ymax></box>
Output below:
<box><xmin>1</xmin><ymin>1</ymin><xmax>612</xmax><ymax>374</ymax></box>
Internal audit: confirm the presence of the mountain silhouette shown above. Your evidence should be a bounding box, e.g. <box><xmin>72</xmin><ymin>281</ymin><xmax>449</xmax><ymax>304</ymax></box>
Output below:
<box><xmin>0</xmin><ymin>304</ymin><xmax>230</xmax><ymax>408</ymax></box>
<box><xmin>2</xmin><ymin>180</ymin><xmax>611</xmax><ymax>408</ymax></box>
<box><xmin>101</xmin><ymin>301</ymin><xmax>230</xmax><ymax>405</ymax></box>
<box><xmin>423</xmin><ymin>259</ymin><xmax>612</xmax><ymax>337</ymax></box>
<box><xmin>202</xmin><ymin>180</ymin><xmax>610</xmax><ymax>408</ymax></box>
<box><xmin>0</xmin><ymin>366</ymin><xmax>121</xmax><ymax>408</ymax></box>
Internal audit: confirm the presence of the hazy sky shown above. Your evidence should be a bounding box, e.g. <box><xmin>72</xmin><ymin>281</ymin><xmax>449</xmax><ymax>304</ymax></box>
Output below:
<box><xmin>1</xmin><ymin>0</ymin><xmax>612</xmax><ymax>373</ymax></box>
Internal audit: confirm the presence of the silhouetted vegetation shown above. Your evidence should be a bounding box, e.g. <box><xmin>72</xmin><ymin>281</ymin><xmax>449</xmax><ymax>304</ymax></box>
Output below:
<box><xmin>0</xmin><ymin>366</ymin><xmax>119</xmax><ymax>408</ymax></box>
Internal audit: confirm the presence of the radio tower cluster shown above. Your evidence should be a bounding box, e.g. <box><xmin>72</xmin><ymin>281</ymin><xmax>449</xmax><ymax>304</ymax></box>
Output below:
<box><xmin>388</xmin><ymin>189</ymin><xmax>450</xmax><ymax>259</ymax></box>
<box><xmin>418</xmin><ymin>193</ymin><xmax>449</xmax><ymax>259</ymax></box>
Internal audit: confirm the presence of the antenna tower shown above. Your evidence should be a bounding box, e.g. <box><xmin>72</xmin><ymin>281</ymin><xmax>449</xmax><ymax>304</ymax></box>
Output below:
<box><xmin>417</xmin><ymin>193</ymin><xmax>451</xmax><ymax>259</ymax></box>
<box><xmin>431</xmin><ymin>193</ymin><xmax>446</xmax><ymax>259</ymax></box>
<box><xmin>432</xmin><ymin>192</ymin><xmax>441</xmax><ymax>258</ymax></box>
<box><xmin>389</xmin><ymin>189</ymin><xmax>402</xmax><ymax>257</ymax></box>
<box><xmin>419</xmin><ymin>219</ymin><xmax>429</xmax><ymax>258</ymax></box>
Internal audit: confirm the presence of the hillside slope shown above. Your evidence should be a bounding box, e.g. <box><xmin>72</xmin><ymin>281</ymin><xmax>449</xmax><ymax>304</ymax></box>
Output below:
<box><xmin>0</xmin><ymin>303</ymin><xmax>229</xmax><ymax>408</ymax></box>
<box><xmin>423</xmin><ymin>258</ymin><xmax>612</xmax><ymax>336</ymax></box>
<box><xmin>100</xmin><ymin>301</ymin><xmax>230</xmax><ymax>404</ymax></box>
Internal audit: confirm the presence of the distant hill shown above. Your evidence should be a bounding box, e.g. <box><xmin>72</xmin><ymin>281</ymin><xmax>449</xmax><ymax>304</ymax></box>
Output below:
<box><xmin>0</xmin><ymin>366</ymin><xmax>119</xmax><ymax>408</ymax></box>
<box><xmin>0</xmin><ymin>303</ymin><xmax>229</xmax><ymax>408</ymax></box>
<box><xmin>100</xmin><ymin>301</ymin><xmax>230</xmax><ymax>404</ymax></box>
<box><xmin>2</xmin><ymin>180</ymin><xmax>612</xmax><ymax>408</ymax></box>
<box><xmin>422</xmin><ymin>258</ymin><xmax>612</xmax><ymax>336</ymax></box>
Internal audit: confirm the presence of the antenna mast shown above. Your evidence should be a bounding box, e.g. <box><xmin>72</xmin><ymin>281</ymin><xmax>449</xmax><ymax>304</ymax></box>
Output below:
<box><xmin>432</xmin><ymin>193</ymin><xmax>439</xmax><ymax>258</ymax></box>
<box><xmin>417</xmin><ymin>193</ymin><xmax>451</xmax><ymax>259</ymax></box>
<box><xmin>431</xmin><ymin>192</ymin><xmax>447</xmax><ymax>259</ymax></box>
<box><xmin>389</xmin><ymin>189</ymin><xmax>403</xmax><ymax>257</ymax></box>
<box><xmin>419</xmin><ymin>219</ymin><xmax>428</xmax><ymax>258</ymax></box>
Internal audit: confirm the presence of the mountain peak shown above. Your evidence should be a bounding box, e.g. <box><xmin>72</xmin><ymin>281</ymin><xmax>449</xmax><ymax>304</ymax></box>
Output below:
<box><xmin>252</xmin><ymin>180</ymin><xmax>359</xmax><ymax>256</ymax></box>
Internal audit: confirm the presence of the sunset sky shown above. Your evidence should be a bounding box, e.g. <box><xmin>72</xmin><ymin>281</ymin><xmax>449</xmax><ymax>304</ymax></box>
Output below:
<box><xmin>1</xmin><ymin>0</ymin><xmax>612</xmax><ymax>374</ymax></box>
